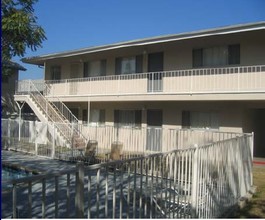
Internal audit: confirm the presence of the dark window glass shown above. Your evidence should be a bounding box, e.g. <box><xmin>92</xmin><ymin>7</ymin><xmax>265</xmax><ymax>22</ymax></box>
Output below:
<box><xmin>136</xmin><ymin>55</ymin><xmax>143</xmax><ymax>73</ymax></box>
<box><xmin>83</xmin><ymin>62</ymin><xmax>89</xmax><ymax>77</ymax></box>
<box><xmin>228</xmin><ymin>44</ymin><xmax>240</xmax><ymax>65</ymax></box>
<box><xmin>82</xmin><ymin>109</ymin><xmax>88</xmax><ymax>122</ymax></box>
<box><xmin>192</xmin><ymin>49</ymin><xmax>203</xmax><ymax>68</ymax></box>
<box><xmin>182</xmin><ymin>111</ymin><xmax>190</xmax><ymax>128</ymax></box>
<box><xmin>51</xmin><ymin>66</ymin><xmax>61</xmax><ymax>80</ymax></box>
<box><xmin>100</xmin><ymin>59</ymin><xmax>107</xmax><ymax>76</ymax></box>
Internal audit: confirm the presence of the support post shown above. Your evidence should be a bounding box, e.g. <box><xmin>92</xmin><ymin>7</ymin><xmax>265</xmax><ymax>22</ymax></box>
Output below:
<box><xmin>15</xmin><ymin>101</ymin><xmax>25</xmax><ymax>142</ymax></box>
<box><xmin>52</xmin><ymin>122</ymin><xmax>55</xmax><ymax>159</ymax></box>
<box><xmin>250</xmin><ymin>132</ymin><xmax>254</xmax><ymax>186</ymax></box>
<box><xmin>7</xmin><ymin>118</ymin><xmax>11</xmax><ymax>148</ymax></box>
<box><xmin>75</xmin><ymin>162</ymin><xmax>84</xmax><ymax>218</ymax></box>
<box><xmin>191</xmin><ymin>144</ymin><xmax>199</xmax><ymax>218</ymax></box>
<box><xmin>35</xmin><ymin>121</ymin><xmax>38</xmax><ymax>156</ymax></box>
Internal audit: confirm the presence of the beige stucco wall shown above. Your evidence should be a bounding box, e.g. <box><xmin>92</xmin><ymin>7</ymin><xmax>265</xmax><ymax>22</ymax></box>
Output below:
<box><xmin>63</xmin><ymin>100</ymin><xmax>265</xmax><ymax>134</ymax></box>
<box><xmin>44</xmin><ymin>30</ymin><xmax>265</xmax><ymax>80</ymax></box>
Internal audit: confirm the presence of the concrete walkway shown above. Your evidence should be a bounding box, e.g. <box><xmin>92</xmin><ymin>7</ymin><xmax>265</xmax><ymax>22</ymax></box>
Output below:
<box><xmin>2</xmin><ymin>150</ymin><xmax>77</xmax><ymax>174</ymax></box>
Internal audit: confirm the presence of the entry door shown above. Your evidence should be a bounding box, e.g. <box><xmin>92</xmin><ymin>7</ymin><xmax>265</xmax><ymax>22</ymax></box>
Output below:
<box><xmin>147</xmin><ymin>52</ymin><xmax>163</xmax><ymax>92</ymax></box>
<box><xmin>146</xmin><ymin>110</ymin><xmax>163</xmax><ymax>151</ymax></box>
<box><xmin>69</xmin><ymin>63</ymin><xmax>80</xmax><ymax>94</ymax></box>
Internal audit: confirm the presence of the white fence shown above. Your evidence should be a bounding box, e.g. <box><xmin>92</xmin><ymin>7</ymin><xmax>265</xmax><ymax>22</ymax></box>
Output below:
<box><xmin>2</xmin><ymin>119</ymin><xmax>241</xmax><ymax>161</ymax></box>
<box><xmin>2</xmin><ymin>133</ymin><xmax>253</xmax><ymax>218</ymax></box>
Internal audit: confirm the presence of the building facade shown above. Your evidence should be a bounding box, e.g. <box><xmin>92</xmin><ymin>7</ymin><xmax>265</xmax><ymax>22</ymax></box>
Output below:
<box><xmin>17</xmin><ymin>22</ymin><xmax>265</xmax><ymax>157</ymax></box>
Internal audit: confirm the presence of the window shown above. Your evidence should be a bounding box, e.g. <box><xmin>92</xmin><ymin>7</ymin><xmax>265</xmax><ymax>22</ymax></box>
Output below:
<box><xmin>51</xmin><ymin>66</ymin><xmax>61</xmax><ymax>80</ymax></box>
<box><xmin>115</xmin><ymin>55</ymin><xmax>143</xmax><ymax>75</ymax></box>
<box><xmin>182</xmin><ymin>111</ymin><xmax>219</xmax><ymax>130</ymax></box>
<box><xmin>193</xmin><ymin>44</ymin><xmax>240</xmax><ymax>67</ymax></box>
<box><xmin>114</xmin><ymin>110</ymin><xmax>142</xmax><ymax>128</ymax></box>
<box><xmin>83</xmin><ymin>60</ymin><xmax>106</xmax><ymax>78</ymax></box>
<box><xmin>90</xmin><ymin>109</ymin><xmax>105</xmax><ymax>126</ymax></box>
<box><xmin>82</xmin><ymin>109</ymin><xmax>88</xmax><ymax>123</ymax></box>
<box><xmin>69</xmin><ymin>108</ymin><xmax>79</xmax><ymax>122</ymax></box>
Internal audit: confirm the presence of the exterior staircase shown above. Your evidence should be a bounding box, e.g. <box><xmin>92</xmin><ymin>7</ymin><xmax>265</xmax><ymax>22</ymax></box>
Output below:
<box><xmin>15</xmin><ymin>80</ymin><xmax>88</xmax><ymax>149</ymax></box>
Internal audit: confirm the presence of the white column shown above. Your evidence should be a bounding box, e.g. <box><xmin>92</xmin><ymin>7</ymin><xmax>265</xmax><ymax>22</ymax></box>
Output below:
<box><xmin>191</xmin><ymin>144</ymin><xmax>199</xmax><ymax>218</ymax></box>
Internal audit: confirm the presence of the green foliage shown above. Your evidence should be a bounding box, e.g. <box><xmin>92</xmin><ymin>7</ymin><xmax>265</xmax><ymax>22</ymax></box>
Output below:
<box><xmin>1</xmin><ymin>0</ymin><xmax>46</xmax><ymax>75</ymax></box>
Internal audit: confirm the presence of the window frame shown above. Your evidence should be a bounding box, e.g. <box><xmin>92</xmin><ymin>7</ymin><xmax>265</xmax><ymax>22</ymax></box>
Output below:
<box><xmin>114</xmin><ymin>109</ymin><xmax>142</xmax><ymax>128</ymax></box>
<box><xmin>51</xmin><ymin>66</ymin><xmax>61</xmax><ymax>80</ymax></box>
<box><xmin>182</xmin><ymin>110</ymin><xmax>219</xmax><ymax>130</ymax></box>
<box><xmin>89</xmin><ymin>109</ymin><xmax>105</xmax><ymax>126</ymax></box>
<box><xmin>192</xmin><ymin>44</ymin><xmax>240</xmax><ymax>68</ymax></box>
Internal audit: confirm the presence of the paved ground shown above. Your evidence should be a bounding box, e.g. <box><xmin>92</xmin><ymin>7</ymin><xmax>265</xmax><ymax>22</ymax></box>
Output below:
<box><xmin>2</xmin><ymin>150</ymin><xmax>77</xmax><ymax>174</ymax></box>
<box><xmin>1</xmin><ymin>150</ymin><xmax>152</xmax><ymax>218</ymax></box>
<box><xmin>2</xmin><ymin>150</ymin><xmax>265</xmax><ymax>218</ymax></box>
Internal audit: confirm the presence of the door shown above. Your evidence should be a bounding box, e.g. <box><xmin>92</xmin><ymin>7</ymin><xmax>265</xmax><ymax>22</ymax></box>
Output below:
<box><xmin>147</xmin><ymin>52</ymin><xmax>163</xmax><ymax>92</ymax></box>
<box><xmin>69</xmin><ymin>63</ymin><xmax>80</xmax><ymax>94</ymax></box>
<box><xmin>146</xmin><ymin>110</ymin><xmax>163</xmax><ymax>151</ymax></box>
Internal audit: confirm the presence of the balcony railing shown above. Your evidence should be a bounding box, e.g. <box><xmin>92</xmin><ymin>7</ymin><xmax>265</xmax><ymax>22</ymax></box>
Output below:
<box><xmin>16</xmin><ymin>65</ymin><xmax>265</xmax><ymax>97</ymax></box>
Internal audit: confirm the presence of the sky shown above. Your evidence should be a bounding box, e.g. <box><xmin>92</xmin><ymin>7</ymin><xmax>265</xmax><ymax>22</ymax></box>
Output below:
<box><xmin>16</xmin><ymin>0</ymin><xmax>265</xmax><ymax>80</ymax></box>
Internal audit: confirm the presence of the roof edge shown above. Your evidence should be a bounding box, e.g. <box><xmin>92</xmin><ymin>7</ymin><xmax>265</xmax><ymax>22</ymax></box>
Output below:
<box><xmin>22</xmin><ymin>21</ymin><xmax>265</xmax><ymax>65</ymax></box>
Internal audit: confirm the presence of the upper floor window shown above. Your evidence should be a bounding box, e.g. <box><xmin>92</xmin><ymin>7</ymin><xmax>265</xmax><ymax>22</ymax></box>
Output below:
<box><xmin>83</xmin><ymin>59</ymin><xmax>106</xmax><ymax>78</ymax></box>
<box><xmin>182</xmin><ymin>111</ymin><xmax>219</xmax><ymax>130</ymax></box>
<box><xmin>51</xmin><ymin>66</ymin><xmax>61</xmax><ymax>80</ymax></box>
<box><xmin>115</xmin><ymin>55</ymin><xmax>143</xmax><ymax>75</ymax></box>
<box><xmin>193</xmin><ymin>44</ymin><xmax>240</xmax><ymax>68</ymax></box>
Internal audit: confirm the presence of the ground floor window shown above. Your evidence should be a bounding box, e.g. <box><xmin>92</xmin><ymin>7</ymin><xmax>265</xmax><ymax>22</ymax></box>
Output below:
<box><xmin>90</xmin><ymin>109</ymin><xmax>105</xmax><ymax>126</ymax></box>
<box><xmin>114</xmin><ymin>110</ymin><xmax>142</xmax><ymax>128</ymax></box>
<box><xmin>182</xmin><ymin>111</ymin><xmax>219</xmax><ymax>130</ymax></box>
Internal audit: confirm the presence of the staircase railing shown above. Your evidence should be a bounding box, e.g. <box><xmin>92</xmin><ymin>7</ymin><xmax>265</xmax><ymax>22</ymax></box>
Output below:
<box><xmin>16</xmin><ymin>80</ymin><xmax>88</xmax><ymax>148</ymax></box>
<box><xmin>43</xmin><ymin>82</ymin><xmax>79</xmax><ymax>125</ymax></box>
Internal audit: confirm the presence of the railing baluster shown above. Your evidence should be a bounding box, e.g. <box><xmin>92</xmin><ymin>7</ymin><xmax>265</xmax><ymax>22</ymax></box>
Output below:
<box><xmin>28</xmin><ymin>181</ymin><xmax>32</xmax><ymax>218</ymax></box>
<box><xmin>12</xmin><ymin>184</ymin><xmax>17</xmax><ymax>218</ymax></box>
<box><xmin>55</xmin><ymin>176</ymin><xmax>59</xmax><ymax>218</ymax></box>
<box><xmin>42</xmin><ymin>178</ymin><xmax>46</xmax><ymax>218</ymax></box>
<box><xmin>96</xmin><ymin>169</ymin><xmax>100</xmax><ymax>218</ymax></box>
<box><xmin>66</xmin><ymin>173</ymin><xmax>70</xmax><ymax>217</ymax></box>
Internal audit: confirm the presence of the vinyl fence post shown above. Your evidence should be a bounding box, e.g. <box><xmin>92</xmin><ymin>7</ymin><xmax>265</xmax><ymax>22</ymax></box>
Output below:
<box><xmin>35</xmin><ymin>121</ymin><xmax>38</xmax><ymax>156</ymax></box>
<box><xmin>75</xmin><ymin>162</ymin><xmax>84</xmax><ymax>218</ymax></box>
<box><xmin>7</xmin><ymin>118</ymin><xmax>11</xmax><ymax>148</ymax></box>
<box><xmin>250</xmin><ymin>132</ymin><xmax>254</xmax><ymax>186</ymax></box>
<box><xmin>52</xmin><ymin>122</ymin><xmax>55</xmax><ymax>159</ymax></box>
<box><xmin>191</xmin><ymin>144</ymin><xmax>199</xmax><ymax>218</ymax></box>
<box><xmin>18</xmin><ymin>110</ymin><xmax>21</xmax><ymax>141</ymax></box>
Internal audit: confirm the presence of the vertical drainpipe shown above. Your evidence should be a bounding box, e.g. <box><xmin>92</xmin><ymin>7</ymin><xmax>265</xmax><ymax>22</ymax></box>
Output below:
<box><xmin>87</xmin><ymin>98</ymin><xmax>90</xmax><ymax>126</ymax></box>
<box><xmin>43</xmin><ymin>61</ymin><xmax>46</xmax><ymax>81</ymax></box>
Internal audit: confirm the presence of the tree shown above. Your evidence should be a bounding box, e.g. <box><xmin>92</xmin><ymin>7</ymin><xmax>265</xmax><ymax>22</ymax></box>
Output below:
<box><xmin>1</xmin><ymin>0</ymin><xmax>46</xmax><ymax>75</ymax></box>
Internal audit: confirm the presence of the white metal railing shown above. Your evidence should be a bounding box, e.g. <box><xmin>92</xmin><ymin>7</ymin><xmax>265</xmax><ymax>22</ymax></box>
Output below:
<box><xmin>40</xmin><ymin>65</ymin><xmax>265</xmax><ymax>97</ymax></box>
<box><xmin>16</xmin><ymin>80</ymin><xmax>79</xmax><ymax>125</ymax></box>
<box><xmin>15</xmin><ymin>81</ymin><xmax>88</xmax><ymax>149</ymax></box>
<box><xmin>2</xmin><ymin>133</ymin><xmax>253</xmax><ymax>218</ymax></box>
<box><xmin>2</xmin><ymin>119</ymin><xmax>242</xmax><ymax>162</ymax></box>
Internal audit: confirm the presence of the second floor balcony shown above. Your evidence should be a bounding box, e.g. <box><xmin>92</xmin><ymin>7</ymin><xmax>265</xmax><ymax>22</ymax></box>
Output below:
<box><xmin>16</xmin><ymin>65</ymin><xmax>265</xmax><ymax>101</ymax></box>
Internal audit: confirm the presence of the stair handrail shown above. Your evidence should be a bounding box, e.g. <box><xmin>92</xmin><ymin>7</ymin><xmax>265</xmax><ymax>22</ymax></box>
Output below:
<box><xmin>43</xmin><ymin>82</ymin><xmax>79</xmax><ymax>125</ymax></box>
<box><xmin>28</xmin><ymin>80</ymin><xmax>89</xmax><ymax>147</ymax></box>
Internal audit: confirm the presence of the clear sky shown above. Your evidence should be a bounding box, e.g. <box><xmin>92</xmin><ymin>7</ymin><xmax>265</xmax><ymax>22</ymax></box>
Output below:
<box><xmin>16</xmin><ymin>0</ymin><xmax>265</xmax><ymax>80</ymax></box>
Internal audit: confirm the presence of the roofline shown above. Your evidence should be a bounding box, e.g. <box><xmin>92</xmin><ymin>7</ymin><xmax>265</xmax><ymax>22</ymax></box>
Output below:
<box><xmin>2</xmin><ymin>60</ymin><xmax>27</xmax><ymax>71</ymax></box>
<box><xmin>22</xmin><ymin>21</ymin><xmax>265</xmax><ymax>65</ymax></box>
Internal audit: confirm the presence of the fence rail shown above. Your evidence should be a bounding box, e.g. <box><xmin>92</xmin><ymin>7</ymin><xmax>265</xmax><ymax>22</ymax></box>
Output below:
<box><xmin>2</xmin><ymin>119</ymin><xmax>242</xmax><ymax>161</ymax></box>
<box><xmin>15</xmin><ymin>65</ymin><xmax>265</xmax><ymax>97</ymax></box>
<box><xmin>2</xmin><ymin>133</ymin><xmax>253</xmax><ymax>218</ymax></box>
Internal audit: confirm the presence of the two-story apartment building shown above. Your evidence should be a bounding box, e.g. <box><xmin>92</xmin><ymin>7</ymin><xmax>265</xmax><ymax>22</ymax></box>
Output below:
<box><xmin>18</xmin><ymin>22</ymin><xmax>265</xmax><ymax>157</ymax></box>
